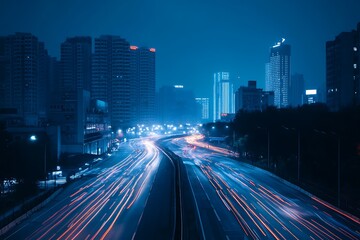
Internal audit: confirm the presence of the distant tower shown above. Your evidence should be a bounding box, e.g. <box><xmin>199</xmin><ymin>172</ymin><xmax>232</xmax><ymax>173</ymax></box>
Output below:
<box><xmin>195</xmin><ymin>98</ymin><xmax>210</xmax><ymax>122</ymax></box>
<box><xmin>267</xmin><ymin>39</ymin><xmax>291</xmax><ymax>108</ymax></box>
<box><xmin>213</xmin><ymin>72</ymin><xmax>235</xmax><ymax>122</ymax></box>
<box><xmin>0</xmin><ymin>33</ymin><xmax>50</xmax><ymax>126</ymax></box>
<box><xmin>265</xmin><ymin>62</ymin><xmax>271</xmax><ymax>91</ymax></box>
<box><xmin>92</xmin><ymin>35</ymin><xmax>131</xmax><ymax>129</ymax></box>
<box><xmin>235</xmin><ymin>81</ymin><xmax>262</xmax><ymax>112</ymax></box>
<box><xmin>326</xmin><ymin>23</ymin><xmax>360</xmax><ymax>111</ymax></box>
<box><xmin>289</xmin><ymin>73</ymin><xmax>305</xmax><ymax>107</ymax></box>
<box><xmin>130</xmin><ymin>46</ymin><xmax>156</xmax><ymax>125</ymax></box>
<box><xmin>158</xmin><ymin>85</ymin><xmax>198</xmax><ymax>124</ymax></box>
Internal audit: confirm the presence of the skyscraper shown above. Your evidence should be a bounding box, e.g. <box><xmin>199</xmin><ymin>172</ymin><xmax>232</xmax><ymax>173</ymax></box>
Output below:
<box><xmin>130</xmin><ymin>46</ymin><xmax>156</xmax><ymax>125</ymax></box>
<box><xmin>326</xmin><ymin>22</ymin><xmax>360</xmax><ymax>111</ymax></box>
<box><xmin>92</xmin><ymin>35</ymin><xmax>131</xmax><ymax>129</ymax></box>
<box><xmin>0</xmin><ymin>33</ymin><xmax>50</xmax><ymax>126</ymax></box>
<box><xmin>213</xmin><ymin>72</ymin><xmax>235</xmax><ymax>122</ymax></box>
<box><xmin>60</xmin><ymin>37</ymin><xmax>92</xmax><ymax>92</ymax></box>
<box><xmin>266</xmin><ymin>39</ymin><xmax>291</xmax><ymax>108</ymax></box>
<box><xmin>265</xmin><ymin>63</ymin><xmax>271</xmax><ymax>91</ymax></box>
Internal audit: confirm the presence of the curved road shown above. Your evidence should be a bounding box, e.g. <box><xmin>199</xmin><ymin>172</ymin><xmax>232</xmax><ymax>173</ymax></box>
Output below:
<box><xmin>2</xmin><ymin>139</ymin><xmax>174</xmax><ymax>240</ymax></box>
<box><xmin>164</xmin><ymin>135</ymin><xmax>360</xmax><ymax>240</ymax></box>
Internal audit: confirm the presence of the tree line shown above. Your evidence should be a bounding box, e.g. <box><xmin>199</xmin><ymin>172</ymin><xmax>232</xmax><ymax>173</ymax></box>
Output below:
<box><xmin>202</xmin><ymin>103</ymin><xmax>360</xmax><ymax>215</ymax></box>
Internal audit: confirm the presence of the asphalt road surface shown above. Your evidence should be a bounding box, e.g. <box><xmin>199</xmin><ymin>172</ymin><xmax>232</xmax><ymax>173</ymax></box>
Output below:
<box><xmin>164</xmin><ymin>135</ymin><xmax>360</xmax><ymax>240</ymax></box>
<box><xmin>2</xmin><ymin>139</ymin><xmax>175</xmax><ymax>240</ymax></box>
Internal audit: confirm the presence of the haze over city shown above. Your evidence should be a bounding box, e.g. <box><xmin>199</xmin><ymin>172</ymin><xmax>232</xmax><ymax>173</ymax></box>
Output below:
<box><xmin>1</xmin><ymin>1</ymin><xmax>360</xmax><ymax>239</ymax></box>
<box><xmin>1</xmin><ymin>0</ymin><xmax>360</xmax><ymax>97</ymax></box>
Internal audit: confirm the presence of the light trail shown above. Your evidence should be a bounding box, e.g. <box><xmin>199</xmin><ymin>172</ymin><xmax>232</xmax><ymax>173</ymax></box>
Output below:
<box><xmin>2</xmin><ymin>140</ymin><xmax>163</xmax><ymax>240</ymax></box>
<box><xmin>168</xmin><ymin>135</ymin><xmax>360</xmax><ymax>240</ymax></box>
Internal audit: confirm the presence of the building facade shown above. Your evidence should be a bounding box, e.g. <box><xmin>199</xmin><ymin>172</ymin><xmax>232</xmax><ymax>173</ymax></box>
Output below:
<box><xmin>213</xmin><ymin>72</ymin><xmax>235</xmax><ymax>122</ymax></box>
<box><xmin>266</xmin><ymin>39</ymin><xmax>291</xmax><ymax>108</ymax></box>
<box><xmin>326</xmin><ymin>23</ymin><xmax>360</xmax><ymax>111</ymax></box>
<box><xmin>130</xmin><ymin>46</ymin><xmax>156</xmax><ymax>125</ymax></box>
<box><xmin>261</xmin><ymin>91</ymin><xmax>275</xmax><ymax>110</ymax></box>
<box><xmin>0</xmin><ymin>33</ymin><xmax>51</xmax><ymax>126</ymax></box>
<box><xmin>49</xmin><ymin>36</ymin><xmax>110</xmax><ymax>155</ymax></box>
<box><xmin>289</xmin><ymin>73</ymin><xmax>305</xmax><ymax>107</ymax></box>
<box><xmin>195</xmin><ymin>97</ymin><xmax>210</xmax><ymax>122</ymax></box>
<box><xmin>49</xmin><ymin>90</ymin><xmax>111</xmax><ymax>155</ymax></box>
<box><xmin>92</xmin><ymin>35</ymin><xmax>131</xmax><ymax>129</ymax></box>
<box><xmin>235</xmin><ymin>80</ymin><xmax>274</xmax><ymax>112</ymax></box>
<box><xmin>61</xmin><ymin>37</ymin><xmax>92</xmax><ymax>92</ymax></box>
<box><xmin>235</xmin><ymin>81</ymin><xmax>262</xmax><ymax>112</ymax></box>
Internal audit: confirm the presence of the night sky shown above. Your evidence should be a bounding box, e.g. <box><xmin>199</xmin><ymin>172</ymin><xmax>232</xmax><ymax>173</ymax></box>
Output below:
<box><xmin>1</xmin><ymin>0</ymin><xmax>360</xmax><ymax>98</ymax></box>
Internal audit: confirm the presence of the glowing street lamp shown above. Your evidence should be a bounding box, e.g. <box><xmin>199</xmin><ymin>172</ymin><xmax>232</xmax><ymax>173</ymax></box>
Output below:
<box><xmin>29</xmin><ymin>135</ymin><xmax>37</xmax><ymax>141</ymax></box>
<box><xmin>29</xmin><ymin>134</ymin><xmax>47</xmax><ymax>189</ymax></box>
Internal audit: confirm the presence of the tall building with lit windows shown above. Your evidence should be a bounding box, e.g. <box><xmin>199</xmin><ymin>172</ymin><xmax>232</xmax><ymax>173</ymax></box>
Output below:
<box><xmin>92</xmin><ymin>35</ymin><xmax>131</xmax><ymax>129</ymax></box>
<box><xmin>326</xmin><ymin>22</ymin><xmax>360</xmax><ymax>111</ymax></box>
<box><xmin>0</xmin><ymin>33</ymin><xmax>50</xmax><ymax>126</ymax></box>
<box><xmin>266</xmin><ymin>39</ymin><xmax>291</xmax><ymax>108</ymax></box>
<box><xmin>265</xmin><ymin>63</ymin><xmax>271</xmax><ymax>91</ymax></box>
<box><xmin>130</xmin><ymin>46</ymin><xmax>156</xmax><ymax>125</ymax></box>
<box><xmin>213</xmin><ymin>72</ymin><xmax>235</xmax><ymax>122</ymax></box>
<box><xmin>195</xmin><ymin>97</ymin><xmax>209</xmax><ymax>122</ymax></box>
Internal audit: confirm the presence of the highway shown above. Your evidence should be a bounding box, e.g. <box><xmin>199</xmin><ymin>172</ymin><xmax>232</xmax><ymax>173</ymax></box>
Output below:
<box><xmin>2</xmin><ymin>139</ymin><xmax>175</xmax><ymax>240</ymax></box>
<box><xmin>164</xmin><ymin>135</ymin><xmax>360</xmax><ymax>240</ymax></box>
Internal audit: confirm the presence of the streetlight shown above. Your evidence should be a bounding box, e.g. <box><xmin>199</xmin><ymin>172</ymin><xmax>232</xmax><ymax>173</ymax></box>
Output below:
<box><xmin>29</xmin><ymin>134</ymin><xmax>47</xmax><ymax>190</ymax></box>
<box><xmin>30</xmin><ymin>135</ymin><xmax>37</xmax><ymax>141</ymax></box>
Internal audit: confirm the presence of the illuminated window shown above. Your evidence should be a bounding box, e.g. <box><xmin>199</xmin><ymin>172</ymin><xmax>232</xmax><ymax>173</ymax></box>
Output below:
<box><xmin>354</xmin><ymin>64</ymin><xmax>357</xmax><ymax>69</ymax></box>
<box><xmin>354</xmin><ymin>47</ymin><xmax>358</xmax><ymax>52</ymax></box>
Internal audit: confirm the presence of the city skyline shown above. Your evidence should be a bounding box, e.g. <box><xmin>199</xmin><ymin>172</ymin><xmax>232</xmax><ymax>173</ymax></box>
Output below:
<box><xmin>1</xmin><ymin>0</ymin><xmax>360</xmax><ymax>98</ymax></box>
<box><xmin>1</xmin><ymin>2</ymin><xmax>360</xmax><ymax>238</ymax></box>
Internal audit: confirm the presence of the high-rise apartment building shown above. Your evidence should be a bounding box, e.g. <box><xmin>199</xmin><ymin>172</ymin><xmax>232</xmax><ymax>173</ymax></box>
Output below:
<box><xmin>266</xmin><ymin>39</ymin><xmax>291</xmax><ymax>108</ymax></box>
<box><xmin>130</xmin><ymin>46</ymin><xmax>156</xmax><ymax>125</ymax></box>
<box><xmin>0</xmin><ymin>33</ymin><xmax>50</xmax><ymax>126</ymax></box>
<box><xmin>213</xmin><ymin>72</ymin><xmax>235</xmax><ymax>122</ymax></box>
<box><xmin>47</xmin><ymin>36</ymin><xmax>112</xmax><ymax>155</ymax></box>
<box><xmin>326</xmin><ymin>23</ymin><xmax>360</xmax><ymax>111</ymax></box>
<box><xmin>92</xmin><ymin>35</ymin><xmax>131</xmax><ymax>129</ymax></box>
<box><xmin>265</xmin><ymin>63</ymin><xmax>271</xmax><ymax>91</ymax></box>
<box><xmin>60</xmin><ymin>37</ymin><xmax>92</xmax><ymax>92</ymax></box>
